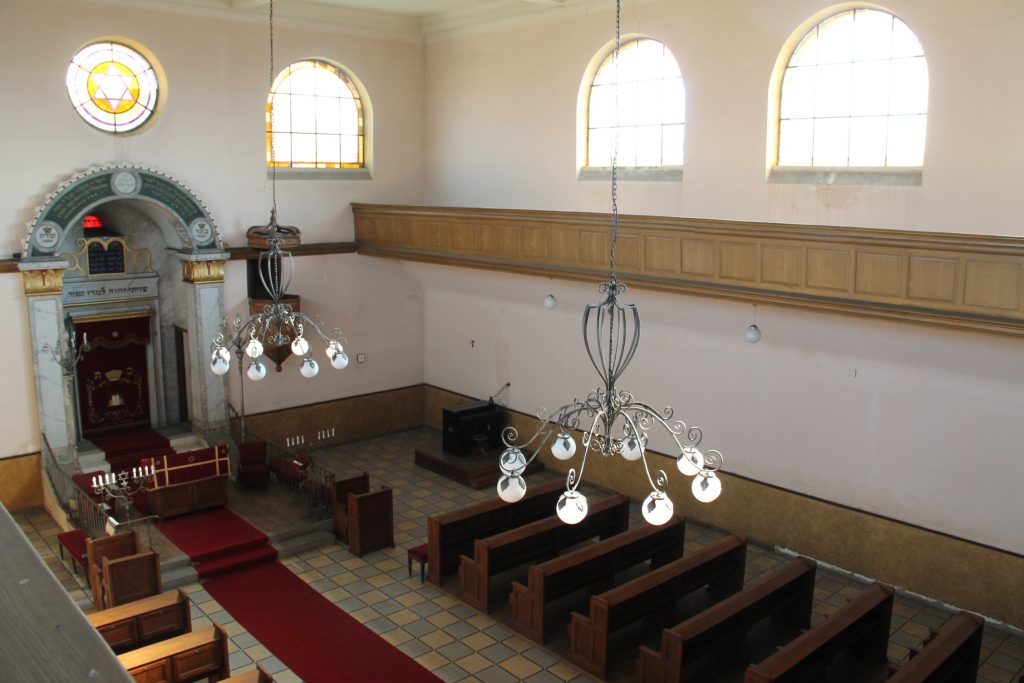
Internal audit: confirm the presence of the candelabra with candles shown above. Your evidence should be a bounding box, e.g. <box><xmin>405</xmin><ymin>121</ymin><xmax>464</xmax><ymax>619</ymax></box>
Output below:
<box><xmin>42</xmin><ymin>331</ymin><xmax>90</xmax><ymax>465</ymax></box>
<box><xmin>495</xmin><ymin>0</ymin><xmax>724</xmax><ymax>526</ymax></box>
<box><xmin>92</xmin><ymin>465</ymin><xmax>152</xmax><ymax>520</ymax></box>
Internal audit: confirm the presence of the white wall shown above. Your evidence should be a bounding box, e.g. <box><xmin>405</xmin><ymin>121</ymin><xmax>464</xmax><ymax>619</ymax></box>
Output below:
<box><xmin>0</xmin><ymin>0</ymin><xmax>427</xmax><ymax>456</ymax></box>
<box><xmin>419</xmin><ymin>0</ymin><xmax>1024</xmax><ymax>554</ymax></box>
<box><xmin>424</xmin><ymin>0</ymin><xmax>1024</xmax><ymax>235</ymax></box>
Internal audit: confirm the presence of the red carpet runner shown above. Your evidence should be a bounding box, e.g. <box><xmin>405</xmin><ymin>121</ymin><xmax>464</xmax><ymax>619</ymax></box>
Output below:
<box><xmin>160</xmin><ymin>508</ymin><xmax>443</xmax><ymax>682</ymax></box>
<box><xmin>89</xmin><ymin>426</ymin><xmax>173</xmax><ymax>472</ymax></box>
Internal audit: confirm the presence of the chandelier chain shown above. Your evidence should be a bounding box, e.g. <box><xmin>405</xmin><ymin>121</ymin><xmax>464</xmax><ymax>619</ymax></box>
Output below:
<box><xmin>269</xmin><ymin>0</ymin><xmax>278</xmax><ymax>216</ymax></box>
<box><xmin>610</xmin><ymin>0</ymin><xmax>621</xmax><ymax>283</ymax></box>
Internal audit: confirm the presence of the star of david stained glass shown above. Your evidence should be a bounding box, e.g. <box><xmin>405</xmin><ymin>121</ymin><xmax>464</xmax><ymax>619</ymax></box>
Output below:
<box><xmin>66</xmin><ymin>42</ymin><xmax>159</xmax><ymax>133</ymax></box>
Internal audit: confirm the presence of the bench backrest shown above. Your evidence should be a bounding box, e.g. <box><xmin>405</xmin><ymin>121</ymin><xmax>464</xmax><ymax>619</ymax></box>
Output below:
<box><xmin>334</xmin><ymin>472</ymin><xmax>370</xmax><ymax>508</ymax></box>
<box><xmin>117</xmin><ymin>624</ymin><xmax>229</xmax><ymax>681</ymax></box>
<box><xmin>670</xmin><ymin>556</ymin><xmax>816</xmax><ymax>655</ymax></box>
<box><xmin>598</xmin><ymin>534</ymin><xmax>747</xmax><ymax>631</ymax></box>
<box><xmin>745</xmin><ymin>581</ymin><xmax>894</xmax><ymax>683</ymax></box>
<box><xmin>103</xmin><ymin>550</ymin><xmax>162</xmax><ymax>608</ymax></box>
<box><xmin>87</xmin><ymin>589</ymin><xmax>191</xmax><ymax>652</ymax></box>
<box><xmin>428</xmin><ymin>478</ymin><xmax>565</xmax><ymax>581</ymax></box>
<box><xmin>887</xmin><ymin>611</ymin><xmax>983</xmax><ymax>683</ymax></box>
<box><xmin>477</xmin><ymin>494</ymin><xmax>630</xmax><ymax>575</ymax></box>
<box><xmin>534</xmin><ymin>515</ymin><xmax>685</xmax><ymax>601</ymax></box>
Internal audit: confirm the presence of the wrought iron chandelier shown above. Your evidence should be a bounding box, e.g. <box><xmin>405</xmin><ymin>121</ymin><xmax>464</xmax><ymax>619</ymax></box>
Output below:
<box><xmin>496</xmin><ymin>0</ymin><xmax>724</xmax><ymax>526</ymax></box>
<box><xmin>208</xmin><ymin>0</ymin><xmax>349</xmax><ymax>384</ymax></box>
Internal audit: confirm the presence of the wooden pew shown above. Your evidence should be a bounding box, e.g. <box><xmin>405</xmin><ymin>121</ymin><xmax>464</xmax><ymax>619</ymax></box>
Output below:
<box><xmin>117</xmin><ymin>625</ymin><xmax>230</xmax><ymax>683</ymax></box>
<box><xmin>347</xmin><ymin>486</ymin><xmax>395</xmax><ymax>557</ymax></box>
<box><xmin>102</xmin><ymin>550</ymin><xmax>162</xmax><ymax>609</ymax></box>
<box><xmin>744</xmin><ymin>581</ymin><xmax>894</xmax><ymax>683</ymax></box>
<box><xmin>459</xmin><ymin>494</ymin><xmax>630</xmax><ymax>612</ymax></box>
<box><xmin>88</xmin><ymin>589</ymin><xmax>191</xmax><ymax>653</ymax></box>
<box><xmin>510</xmin><ymin>515</ymin><xmax>686</xmax><ymax>642</ymax></box>
<box><xmin>570</xmin><ymin>534</ymin><xmax>747</xmax><ymax>679</ymax></box>
<box><xmin>332</xmin><ymin>472</ymin><xmax>370</xmax><ymax>543</ymax></box>
<box><xmin>87</xmin><ymin>531</ymin><xmax>139</xmax><ymax>607</ymax></box>
<box><xmin>222</xmin><ymin>666</ymin><xmax>273</xmax><ymax>683</ymax></box>
<box><xmin>887</xmin><ymin>611</ymin><xmax>983</xmax><ymax>683</ymax></box>
<box><xmin>426</xmin><ymin>478</ymin><xmax>565</xmax><ymax>585</ymax></box>
<box><xmin>637</xmin><ymin>556</ymin><xmax>816</xmax><ymax>683</ymax></box>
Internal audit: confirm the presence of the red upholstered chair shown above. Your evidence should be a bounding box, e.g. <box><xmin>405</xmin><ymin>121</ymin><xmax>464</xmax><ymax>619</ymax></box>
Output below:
<box><xmin>270</xmin><ymin>451</ymin><xmax>311</xmax><ymax>487</ymax></box>
<box><xmin>237</xmin><ymin>441</ymin><xmax>269</xmax><ymax>486</ymax></box>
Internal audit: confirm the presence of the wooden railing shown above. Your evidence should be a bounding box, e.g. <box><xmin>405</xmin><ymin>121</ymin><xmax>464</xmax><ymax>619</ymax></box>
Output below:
<box><xmin>354</xmin><ymin>203</ymin><xmax>1024</xmax><ymax>337</ymax></box>
<box><xmin>42</xmin><ymin>435</ymin><xmax>108</xmax><ymax>540</ymax></box>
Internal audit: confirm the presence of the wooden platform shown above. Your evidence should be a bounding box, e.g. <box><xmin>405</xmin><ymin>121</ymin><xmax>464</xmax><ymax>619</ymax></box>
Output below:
<box><xmin>414</xmin><ymin>447</ymin><xmax>545</xmax><ymax>489</ymax></box>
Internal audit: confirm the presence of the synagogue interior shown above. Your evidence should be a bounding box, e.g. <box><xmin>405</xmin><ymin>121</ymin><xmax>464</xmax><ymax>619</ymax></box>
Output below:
<box><xmin>1</xmin><ymin>0</ymin><xmax>1022</xmax><ymax>682</ymax></box>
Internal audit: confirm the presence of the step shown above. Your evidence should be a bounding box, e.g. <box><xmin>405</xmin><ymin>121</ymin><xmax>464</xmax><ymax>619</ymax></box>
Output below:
<box><xmin>189</xmin><ymin>535</ymin><xmax>270</xmax><ymax>564</ymax></box>
<box><xmin>195</xmin><ymin>544</ymin><xmax>279</xmax><ymax>580</ymax></box>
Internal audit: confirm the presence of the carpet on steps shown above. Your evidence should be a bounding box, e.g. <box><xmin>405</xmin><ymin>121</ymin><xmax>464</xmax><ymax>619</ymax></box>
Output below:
<box><xmin>158</xmin><ymin>507</ymin><xmax>277</xmax><ymax>577</ymax></box>
<box><xmin>90</xmin><ymin>426</ymin><xmax>173</xmax><ymax>472</ymax></box>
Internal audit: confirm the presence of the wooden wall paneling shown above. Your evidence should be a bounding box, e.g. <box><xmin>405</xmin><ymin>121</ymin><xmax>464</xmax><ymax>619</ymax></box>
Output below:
<box><xmin>352</xmin><ymin>204</ymin><xmax>1024</xmax><ymax>337</ymax></box>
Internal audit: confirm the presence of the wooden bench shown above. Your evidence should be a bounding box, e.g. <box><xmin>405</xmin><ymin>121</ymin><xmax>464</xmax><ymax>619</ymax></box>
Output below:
<box><xmin>221</xmin><ymin>666</ymin><xmax>273</xmax><ymax>683</ymax></box>
<box><xmin>333</xmin><ymin>473</ymin><xmax>395</xmax><ymax>557</ymax></box>
<box><xmin>426</xmin><ymin>478</ymin><xmax>565</xmax><ymax>585</ymax></box>
<box><xmin>117</xmin><ymin>624</ymin><xmax>229</xmax><ymax>683</ymax></box>
<box><xmin>102</xmin><ymin>549</ymin><xmax>162</xmax><ymax>609</ymax></box>
<box><xmin>333</xmin><ymin>472</ymin><xmax>370</xmax><ymax>543</ymax></box>
<box><xmin>459</xmin><ymin>494</ymin><xmax>630</xmax><ymax>612</ymax></box>
<box><xmin>88</xmin><ymin>589</ymin><xmax>191</xmax><ymax>653</ymax></box>
<box><xmin>744</xmin><ymin>581</ymin><xmax>894</xmax><ymax>683</ymax></box>
<box><xmin>87</xmin><ymin>531</ymin><xmax>139</xmax><ymax>608</ymax></box>
<box><xmin>510</xmin><ymin>515</ymin><xmax>685</xmax><ymax>642</ymax></box>
<box><xmin>887</xmin><ymin>611</ymin><xmax>984</xmax><ymax>683</ymax></box>
<box><xmin>637</xmin><ymin>556</ymin><xmax>816</xmax><ymax>683</ymax></box>
<box><xmin>570</xmin><ymin>533</ymin><xmax>747</xmax><ymax>679</ymax></box>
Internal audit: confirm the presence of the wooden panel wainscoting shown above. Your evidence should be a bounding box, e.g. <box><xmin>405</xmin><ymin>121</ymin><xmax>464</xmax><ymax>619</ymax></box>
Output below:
<box><xmin>421</xmin><ymin>385</ymin><xmax>1024</xmax><ymax>628</ymax></box>
<box><xmin>353</xmin><ymin>204</ymin><xmax>1024</xmax><ymax>337</ymax></box>
<box><xmin>0</xmin><ymin>452</ymin><xmax>42</xmax><ymax>511</ymax></box>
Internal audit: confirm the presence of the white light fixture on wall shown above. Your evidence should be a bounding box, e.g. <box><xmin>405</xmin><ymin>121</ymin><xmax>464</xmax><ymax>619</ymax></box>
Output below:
<box><xmin>496</xmin><ymin>0</ymin><xmax>724</xmax><ymax>526</ymax></box>
<box><xmin>208</xmin><ymin>0</ymin><xmax>349</xmax><ymax>432</ymax></box>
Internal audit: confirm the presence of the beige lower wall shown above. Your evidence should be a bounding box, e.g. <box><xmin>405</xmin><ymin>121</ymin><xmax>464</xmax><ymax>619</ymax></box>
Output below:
<box><xmin>423</xmin><ymin>384</ymin><xmax>1024</xmax><ymax>628</ymax></box>
<box><xmin>0</xmin><ymin>453</ymin><xmax>42</xmax><ymax>512</ymax></box>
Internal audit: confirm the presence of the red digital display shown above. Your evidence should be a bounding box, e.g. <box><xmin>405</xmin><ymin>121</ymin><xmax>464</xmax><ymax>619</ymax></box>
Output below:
<box><xmin>83</xmin><ymin>215</ymin><xmax>103</xmax><ymax>229</ymax></box>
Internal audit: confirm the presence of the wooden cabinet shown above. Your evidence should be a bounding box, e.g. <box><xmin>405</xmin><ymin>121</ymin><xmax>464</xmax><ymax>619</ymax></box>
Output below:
<box><xmin>148</xmin><ymin>476</ymin><xmax>228</xmax><ymax>519</ymax></box>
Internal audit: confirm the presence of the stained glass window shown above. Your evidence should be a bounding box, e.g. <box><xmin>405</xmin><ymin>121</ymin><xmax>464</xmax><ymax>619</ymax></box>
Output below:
<box><xmin>66</xmin><ymin>42</ymin><xmax>159</xmax><ymax>133</ymax></box>
<box><xmin>777</xmin><ymin>9</ymin><xmax>929</xmax><ymax>168</ymax></box>
<box><xmin>587</xmin><ymin>38</ymin><xmax>685</xmax><ymax>168</ymax></box>
<box><xmin>267</xmin><ymin>60</ymin><xmax>365</xmax><ymax>169</ymax></box>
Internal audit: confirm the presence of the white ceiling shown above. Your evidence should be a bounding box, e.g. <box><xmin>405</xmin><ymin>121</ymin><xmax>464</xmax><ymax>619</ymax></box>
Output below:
<box><xmin>78</xmin><ymin>0</ymin><xmax>598</xmax><ymax>42</ymax></box>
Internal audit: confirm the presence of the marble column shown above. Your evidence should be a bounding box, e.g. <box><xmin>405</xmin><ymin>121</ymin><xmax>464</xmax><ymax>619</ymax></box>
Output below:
<box><xmin>179</xmin><ymin>254</ymin><xmax>229</xmax><ymax>436</ymax></box>
<box><xmin>19</xmin><ymin>260</ymin><xmax>75</xmax><ymax>464</ymax></box>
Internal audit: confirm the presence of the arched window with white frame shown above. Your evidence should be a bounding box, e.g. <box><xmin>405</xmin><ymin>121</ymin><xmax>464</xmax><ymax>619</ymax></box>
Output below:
<box><xmin>584</xmin><ymin>37</ymin><xmax>685</xmax><ymax>169</ymax></box>
<box><xmin>267</xmin><ymin>59</ymin><xmax>367</xmax><ymax>169</ymax></box>
<box><xmin>775</xmin><ymin>7</ymin><xmax>928</xmax><ymax>169</ymax></box>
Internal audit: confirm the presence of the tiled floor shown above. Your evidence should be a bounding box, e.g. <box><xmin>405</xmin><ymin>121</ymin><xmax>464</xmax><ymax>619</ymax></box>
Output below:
<box><xmin>18</xmin><ymin>427</ymin><xmax>1024</xmax><ymax>682</ymax></box>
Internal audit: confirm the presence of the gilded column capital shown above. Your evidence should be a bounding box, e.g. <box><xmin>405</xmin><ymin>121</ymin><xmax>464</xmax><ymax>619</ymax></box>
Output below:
<box><xmin>181</xmin><ymin>259</ymin><xmax>226</xmax><ymax>284</ymax></box>
<box><xmin>18</xmin><ymin>263</ymin><xmax>67</xmax><ymax>297</ymax></box>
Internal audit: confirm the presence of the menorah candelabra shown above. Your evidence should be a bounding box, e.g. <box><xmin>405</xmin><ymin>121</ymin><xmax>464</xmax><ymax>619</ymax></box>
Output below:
<box><xmin>92</xmin><ymin>465</ymin><xmax>152</xmax><ymax>519</ymax></box>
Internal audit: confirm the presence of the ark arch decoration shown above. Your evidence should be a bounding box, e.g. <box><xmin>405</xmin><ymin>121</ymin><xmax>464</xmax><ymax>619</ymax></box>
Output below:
<box><xmin>20</xmin><ymin>163</ymin><xmax>229</xmax><ymax>464</ymax></box>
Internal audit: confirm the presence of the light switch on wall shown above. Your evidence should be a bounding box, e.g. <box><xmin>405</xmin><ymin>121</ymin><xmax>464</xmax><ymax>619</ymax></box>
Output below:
<box><xmin>356</xmin><ymin>353</ymin><xmax>366</xmax><ymax>364</ymax></box>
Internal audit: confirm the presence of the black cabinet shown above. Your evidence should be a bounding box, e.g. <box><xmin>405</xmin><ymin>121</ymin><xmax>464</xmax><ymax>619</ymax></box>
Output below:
<box><xmin>442</xmin><ymin>401</ymin><xmax>503</xmax><ymax>456</ymax></box>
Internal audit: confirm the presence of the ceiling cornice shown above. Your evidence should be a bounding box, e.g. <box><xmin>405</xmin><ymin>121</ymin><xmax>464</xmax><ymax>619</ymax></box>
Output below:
<box><xmin>75</xmin><ymin>0</ymin><xmax>424</xmax><ymax>44</ymax></box>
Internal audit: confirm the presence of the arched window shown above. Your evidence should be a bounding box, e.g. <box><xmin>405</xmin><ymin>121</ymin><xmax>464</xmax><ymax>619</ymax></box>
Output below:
<box><xmin>776</xmin><ymin>8</ymin><xmax>928</xmax><ymax>168</ymax></box>
<box><xmin>586</xmin><ymin>38</ymin><xmax>685</xmax><ymax>168</ymax></box>
<box><xmin>267</xmin><ymin>60</ymin><xmax>365</xmax><ymax>169</ymax></box>
<box><xmin>66</xmin><ymin>41</ymin><xmax>160</xmax><ymax>133</ymax></box>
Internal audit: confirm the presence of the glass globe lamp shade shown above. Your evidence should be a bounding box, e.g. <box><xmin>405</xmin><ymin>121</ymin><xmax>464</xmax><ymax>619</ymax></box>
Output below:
<box><xmin>620</xmin><ymin>435</ymin><xmax>643</xmax><ymax>462</ymax></box>
<box><xmin>676</xmin><ymin>446</ymin><xmax>704</xmax><ymax>477</ymax></box>
<box><xmin>291</xmin><ymin>336</ymin><xmax>310</xmax><ymax>356</ymax></box>
<box><xmin>543</xmin><ymin>294</ymin><xmax>557</xmax><ymax>310</ymax></box>
<box><xmin>556</xmin><ymin>490</ymin><xmax>588</xmax><ymax>525</ymax></box>
<box><xmin>745</xmin><ymin>324</ymin><xmax>762</xmax><ymax>343</ymax></box>
<box><xmin>245</xmin><ymin>338</ymin><xmax>264</xmax><ymax>359</ymax></box>
<box><xmin>246</xmin><ymin>360</ymin><xmax>267</xmax><ymax>381</ymax></box>
<box><xmin>641</xmin><ymin>490</ymin><xmax>674</xmax><ymax>526</ymax></box>
<box><xmin>499</xmin><ymin>447</ymin><xmax>527</xmax><ymax>476</ymax></box>
<box><xmin>300</xmin><ymin>358</ymin><xmax>319</xmax><ymax>378</ymax></box>
<box><xmin>497</xmin><ymin>475</ymin><xmax>527</xmax><ymax>503</ymax></box>
<box><xmin>210</xmin><ymin>351</ymin><xmax>230</xmax><ymax>376</ymax></box>
<box><xmin>550</xmin><ymin>432</ymin><xmax>576</xmax><ymax>460</ymax></box>
<box><xmin>692</xmin><ymin>471</ymin><xmax>722</xmax><ymax>503</ymax></box>
<box><xmin>330</xmin><ymin>349</ymin><xmax>350</xmax><ymax>370</ymax></box>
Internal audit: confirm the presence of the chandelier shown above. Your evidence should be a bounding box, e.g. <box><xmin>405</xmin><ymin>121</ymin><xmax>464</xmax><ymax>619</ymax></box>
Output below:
<box><xmin>496</xmin><ymin>0</ymin><xmax>724</xmax><ymax>526</ymax></box>
<box><xmin>208</xmin><ymin>0</ymin><xmax>349</xmax><ymax>384</ymax></box>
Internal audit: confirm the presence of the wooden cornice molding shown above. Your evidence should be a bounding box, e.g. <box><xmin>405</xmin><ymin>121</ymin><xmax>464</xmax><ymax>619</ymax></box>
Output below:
<box><xmin>353</xmin><ymin>203</ymin><xmax>1024</xmax><ymax>337</ymax></box>
<box><xmin>226</xmin><ymin>242</ymin><xmax>358</xmax><ymax>261</ymax></box>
